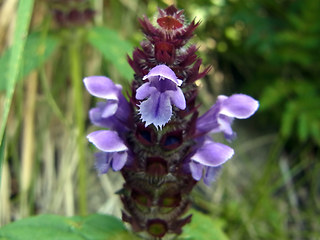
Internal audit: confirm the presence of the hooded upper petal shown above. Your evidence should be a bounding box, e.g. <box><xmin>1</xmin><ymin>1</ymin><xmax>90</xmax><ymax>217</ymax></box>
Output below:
<box><xmin>87</xmin><ymin>130</ymin><xmax>128</xmax><ymax>152</ymax></box>
<box><xmin>83</xmin><ymin>76</ymin><xmax>121</xmax><ymax>100</ymax></box>
<box><xmin>143</xmin><ymin>64</ymin><xmax>183</xmax><ymax>86</ymax></box>
<box><xmin>219</xmin><ymin>94</ymin><xmax>259</xmax><ymax>119</ymax></box>
<box><xmin>190</xmin><ymin>141</ymin><xmax>234</xmax><ymax>167</ymax></box>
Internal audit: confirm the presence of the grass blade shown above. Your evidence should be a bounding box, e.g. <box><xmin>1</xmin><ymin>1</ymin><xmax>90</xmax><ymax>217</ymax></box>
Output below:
<box><xmin>0</xmin><ymin>0</ymin><xmax>35</xmax><ymax>144</ymax></box>
<box><xmin>69</xmin><ymin>34</ymin><xmax>87</xmax><ymax>215</ymax></box>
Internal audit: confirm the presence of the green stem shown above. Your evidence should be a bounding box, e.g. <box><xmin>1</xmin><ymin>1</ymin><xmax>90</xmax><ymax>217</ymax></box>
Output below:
<box><xmin>69</xmin><ymin>36</ymin><xmax>87</xmax><ymax>215</ymax></box>
<box><xmin>0</xmin><ymin>131</ymin><xmax>6</xmax><ymax>191</ymax></box>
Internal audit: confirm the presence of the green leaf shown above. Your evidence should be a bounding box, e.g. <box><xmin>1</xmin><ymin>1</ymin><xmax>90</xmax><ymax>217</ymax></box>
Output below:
<box><xmin>310</xmin><ymin>121</ymin><xmax>320</xmax><ymax>146</ymax></box>
<box><xmin>0</xmin><ymin>214</ymin><xmax>139</xmax><ymax>240</ymax></box>
<box><xmin>0</xmin><ymin>33</ymin><xmax>60</xmax><ymax>91</ymax></box>
<box><xmin>0</xmin><ymin>51</ymin><xmax>10</xmax><ymax>90</ymax></box>
<box><xmin>179</xmin><ymin>210</ymin><xmax>229</xmax><ymax>240</ymax></box>
<box><xmin>0</xmin><ymin>211</ymin><xmax>230</xmax><ymax>240</ymax></box>
<box><xmin>259</xmin><ymin>80</ymin><xmax>288</xmax><ymax>110</ymax></box>
<box><xmin>281</xmin><ymin>102</ymin><xmax>296</xmax><ymax>139</ymax></box>
<box><xmin>87</xmin><ymin>26</ymin><xmax>134</xmax><ymax>81</ymax></box>
<box><xmin>0</xmin><ymin>0</ymin><xmax>34</xmax><ymax>145</ymax></box>
<box><xmin>297</xmin><ymin>113</ymin><xmax>308</xmax><ymax>142</ymax></box>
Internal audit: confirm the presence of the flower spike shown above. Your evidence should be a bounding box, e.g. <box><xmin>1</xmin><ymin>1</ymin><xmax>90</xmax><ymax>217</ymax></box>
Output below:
<box><xmin>84</xmin><ymin>5</ymin><xmax>259</xmax><ymax>239</ymax></box>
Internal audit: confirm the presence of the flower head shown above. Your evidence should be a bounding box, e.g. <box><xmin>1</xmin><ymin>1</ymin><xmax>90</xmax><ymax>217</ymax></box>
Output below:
<box><xmin>87</xmin><ymin>130</ymin><xmax>129</xmax><ymax>173</ymax></box>
<box><xmin>187</xmin><ymin>94</ymin><xmax>259</xmax><ymax>184</ymax></box>
<box><xmin>136</xmin><ymin>65</ymin><xmax>186</xmax><ymax>129</ymax></box>
<box><xmin>84</xmin><ymin>76</ymin><xmax>131</xmax><ymax>134</ymax></box>
<box><xmin>196</xmin><ymin>94</ymin><xmax>259</xmax><ymax>140</ymax></box>
<box><xmin>189</xmin><ymin>138</ymin><xmax>234</xmax><ymax>184</ymax></box>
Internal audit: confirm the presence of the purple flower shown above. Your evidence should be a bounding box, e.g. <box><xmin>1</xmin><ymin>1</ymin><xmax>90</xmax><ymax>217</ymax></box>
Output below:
<box><xmin>87</xmin><ymin>130</ymin><xmax>129</xmax><ymax>173</ymax></box>
<box><xmin>190</xmin><ymin>162</ymin><xmax>222</xmax><ymax>186</ymax></box>
<box><xmin>83</xmin><ymin>76</ymin><xmax>131</xmax><ymax>133</ymax></box>
<box><xmin>136</xmin><ymin>65</ymin><xmax>186</xmax><ymax>129</ymax></box>
<box><xmin>196</xmin><ymin>94</ymin><xmax>259</xmax><ymax>140</ymax></box>
<box><xmin>189</xmin><ymin>139</ymin><xmax>234</xmax><ymax>184</ymax></box>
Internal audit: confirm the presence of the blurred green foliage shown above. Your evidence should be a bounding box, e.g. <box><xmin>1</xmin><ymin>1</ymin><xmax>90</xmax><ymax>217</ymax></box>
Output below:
<box><xmin>177</xmin><ymin>0</ymin><xmax>320</xmax><ymax>239</ymax></box>
<box><xmin>178</xmin><ymin>0</ymin><xmax>320</xmax><ymax>145</ymax></box>
<box><xmin>87</xmin><ymin>26</ymin><xmax>134</xmax><ymax>81</ymax></box>
<box><xmin>0</xmin><ymin>33</ymin><xmax>60</xmax><ymax>91</ymax></box>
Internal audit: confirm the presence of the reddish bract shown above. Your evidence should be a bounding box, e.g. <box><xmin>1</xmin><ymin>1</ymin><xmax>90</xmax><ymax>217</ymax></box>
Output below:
<box><xmin>157</xmin><ymin>16</ymin><xmax>183</xmax><ymax>30</ymax></box>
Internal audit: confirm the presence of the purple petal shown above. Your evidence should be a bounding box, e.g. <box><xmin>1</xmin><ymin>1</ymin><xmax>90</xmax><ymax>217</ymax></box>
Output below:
<box><xmin>190</xmin><ymin>161</ymin><xmax>204</xmax><ymax>181</ymax></box>
<box><xmin>219</xmin><ymin>94</ymin><xmax>259</xmax><ymax>119</ymax></box>
<box><xmin>94</xmin><ymin>152</ymin><xmax>111</xmax><ymax>174</ymax></box>
<box><xmin>139</xmin><ymin>92</ymin><xmax>172</xmax><ymax>129</ymax></box>
<box><xmin>89</xmin><ymin>103</ymin><xmax>106</xmax><ymax>126</ymax></box>
<box><xmin>203</xmin><ymin>166</ymin><xmax>221</xmax><ymax>185</ymax></box>
<box><xmin>116</xmin><ymin>95</ymin><xmax>131</xmax><ymax>122</ymax></box>
<box><xmin>217</xmin><ymin>114</ymin><xmax>234</xmax><ymax>136</ymax></box>
<box><xmin>83</xmin><ymin>76</ymin><xmax>120</xmax><ymax>100</ymax></box>
<box><xmin>167</xmin><ymin>87</ymin><xmax>186</xmax><ymax>110</ymax></box>
<box><xmin>101</xmin><ymin>100</ymin><xmax>118</xmax><ymax>118</ymax></box>
<box><xmin>89</xmin><ymin>103</ymin><xmax>113</xmax><ymax>128</ymax></box>
<box><xmin>89</xmin><ymin>102</ymin><xmax>129</xmax><ymax>133</ymax></box>
<box><xmin>224</xmin><ymin>131</ymin><xmax>237</xmax><ymax>142</ymax></box>
<box><xmin>136</xmin><ymin>82</ymin><xmax>154</xmax><ymax>100</ymax></box>
<box><xmin>111</xmin><ymin>151</ymin><xmax>128</xmax><ymax>171</ymax></box>
<box><xmin>143</xmin><ymin>65</ymin><xmax>183</xmax><ymax>86</ymax></box>
<box><xmin>87</xmin><ymin>130</ymin><xmax>128</xmax><ymax>152</ymax></box>
<box><xmin>191</xmin><ymin>142</ymin><xmax>234</xmax><ymax>167</ymax></box>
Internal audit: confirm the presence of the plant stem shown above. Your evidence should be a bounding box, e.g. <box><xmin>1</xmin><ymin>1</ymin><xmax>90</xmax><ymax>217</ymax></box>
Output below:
<box><xmin>69</xmin><ymin>35</ymin><xmax>87</xmax><ymax>215</ymax></box>
<box><xmin>0</xmin><ymin>131</ymin><xmax>5</xmax><ymax>192</ymax></box>
<box><xmin>20</xmin><ymin>71</ymin><xmax>38</xmax><ymax>217</ymax></box>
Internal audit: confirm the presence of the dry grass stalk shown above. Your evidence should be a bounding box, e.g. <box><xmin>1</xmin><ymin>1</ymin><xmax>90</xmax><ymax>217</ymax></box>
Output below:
<box><xmin>19</xmin><ymin>71</ymin><xmax>38</xmax><ymax>217</ymax></box>
<box><xmin>0</xmin><ymin>0</ymin><xmax>18</xmax><ymax>51</ymax></box>
<box><xmin>0</xmin><ymin>160</ymin><xmax>11</xmax><ymax>226</ymax></box>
